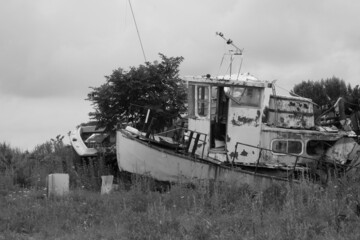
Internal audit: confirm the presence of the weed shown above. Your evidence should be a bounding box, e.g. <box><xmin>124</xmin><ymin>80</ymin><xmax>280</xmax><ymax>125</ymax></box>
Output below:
<box><xmin>2</xmin><ymin>140</ymin><xmax>360</xmax><ymax>239</ymax></box>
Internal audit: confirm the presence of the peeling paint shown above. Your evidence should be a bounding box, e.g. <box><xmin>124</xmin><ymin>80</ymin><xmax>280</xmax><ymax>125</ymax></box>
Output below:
<box><xmin>229</xmin><ymin>151</ymin><xmax>238</xmax><ymax>160</ymax></box>
<box><xmin>269</xmin><ymin>95</ymin><xmax>314</xmax><ymax>129</ymax></box>
<box><xmin>238</xmin><ymin>116</ymin><xmax>254</xmax><ymax>124</ymax></box>
<box><xmin>240</xmin><ymin>149</ymin><xmax>248</xmax><ymax>156</ymax></box>
<box><xmin>226</xmin><ymin>135</ymin><xmax>231</xmax><ymax>142</ymax></box>
<box><xmin>254</xmin><ymin>110</ymin><xmax>261</xmax><ymax>126</ymax></box>
<box><xmin>232</xmin><ymin>116</ymin><xmax>256</xmax><ymax>126</ymax></box>
<box><xmin>231</xmin><ymin>119</ymin><xmax>241</xmax><ymax>126</ymax></box>
<box><xmin>255</xmin><ymin>110</ymin><xmax>260</xmax><ymax>122</ymax></box>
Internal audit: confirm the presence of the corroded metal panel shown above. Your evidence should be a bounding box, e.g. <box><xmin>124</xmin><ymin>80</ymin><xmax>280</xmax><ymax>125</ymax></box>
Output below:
<box><xmin>259</xmin><ymin>126</ymin><xmax>343</xmax><ymax>166</ymax></box>
<box><xmin>268</xmin><ymin>95</ymin><xmax>314</xmax><ymax>129</ymax></box>
<box><xmin>260</xmin><ymin>129</ymin><xmax>301</xmax><ymax>165</ymax></box>
<box><xmin>227</xmin><ymin>107</ymin><xmax>263</xmax><ymax>164</ymax></box>
<box><xmin>117</xmin><ymin>129</ymin><xmax>286</xmax><ymax>190</ymax></box>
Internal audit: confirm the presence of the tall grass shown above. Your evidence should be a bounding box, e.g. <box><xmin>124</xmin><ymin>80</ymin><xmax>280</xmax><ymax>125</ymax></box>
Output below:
<box><xmin>0</xmin><ymin>137</ymin><xmax>76</xmax><ymax>193</ymax></box>
<box><xmin>2</xmin><ymin>178</ymin><xmax>360</xmax><ymax>239</ymax></box>
<box><xmin>1</xmin><ymin>139</ymin><xmax>360</xmax><ymax>239</ymax></box>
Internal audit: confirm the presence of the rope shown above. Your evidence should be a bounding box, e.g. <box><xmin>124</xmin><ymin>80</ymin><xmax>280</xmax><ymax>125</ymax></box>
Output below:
<box><xmin>217</xmin><ymin>54</ymin><xmax>225</xmax><ymax>77</ymax></box>
<box><xmin>236</xmin><ymin>57</ymin><xmax>243</xmax><ymax>80</ymax></box>
<box><xmin>274</xmin><ymin>83</ymin><xmax>319</xmax><ymax>106</ymax></box>
<box><xmin>128</xmin><ymin>0</ymin><xmax>147</xmax><ymax>62</ymax></box>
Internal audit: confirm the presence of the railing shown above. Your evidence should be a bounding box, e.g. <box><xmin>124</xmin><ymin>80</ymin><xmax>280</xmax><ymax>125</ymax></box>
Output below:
<box><xmin>232</xmin><ymin>141</ymin><xmax>350</xmax><ymax>180</ymax></box>
<box><xmin>183</xmin><ymin>130</ymin><xmax>207</xmax><ymax>159</ymax></box>
<box><xmin>145</xmin><ymin>127</ymin><xmax>208</xmax><ymax>159</ymax></box>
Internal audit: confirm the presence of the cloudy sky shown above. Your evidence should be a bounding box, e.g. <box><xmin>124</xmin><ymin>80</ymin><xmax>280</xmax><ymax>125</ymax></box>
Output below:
<box><xmin>1</xmin><ymin>0</ymin><xmax>360</xmax><ymax>151</ymax></box>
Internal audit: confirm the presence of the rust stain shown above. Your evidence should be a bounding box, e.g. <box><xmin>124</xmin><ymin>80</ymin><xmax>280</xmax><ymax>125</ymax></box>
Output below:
<box><xmin>231</xmin><ymin>119</ymin><xmax>241</xmax><ymax>126</ymax></box>
<box><xmin>229</xmin><ymin>151</ymin><xmax>238</xmax><ymax>160</ymax></box>
<box><xmin>240</xmin><ymin>149</ymin><xmax>248</xmax><ymax>156</ymax></box>
<box><xmin>238</xmin><ymin>116</ymin><xmax>254</xmax><ymax>124</ymax></box>
<box><xmin>232</xmin><ymin>116</ymin><xmax>255</xmax><ymax>126</ymax></box>
<box><xmin>254</xmin><ymin>110</ymin><xmax>261</xmax><ymax>126</ymax></box>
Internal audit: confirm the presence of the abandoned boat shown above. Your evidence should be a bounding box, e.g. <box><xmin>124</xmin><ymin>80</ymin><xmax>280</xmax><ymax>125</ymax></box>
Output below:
<box><xmin>116</xmin><ymin>73</ymin><xmax>360</xmax><ymax>186</ymax></box>
<box><xmin>69</xmin><ymin>125</ymin><xmax>114</xmax><ymax>157</ymax></box>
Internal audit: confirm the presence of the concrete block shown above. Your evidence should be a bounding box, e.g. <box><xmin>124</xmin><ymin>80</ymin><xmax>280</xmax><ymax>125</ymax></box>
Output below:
<box><xmin>47</xmin><ymin>173</ymin><xmax>69</xmax><ymax>197</ymax></box>
<box><xmin>101</xmin><ymin>175</ymin><xmax>114</xmax><ymax>195</ymax></box>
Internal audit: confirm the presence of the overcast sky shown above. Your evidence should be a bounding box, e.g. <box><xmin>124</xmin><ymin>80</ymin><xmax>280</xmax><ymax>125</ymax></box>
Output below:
<box><xmin>1</xmin><ymin>0</ymin><xmax>360</xmax><ymax>151</ymax></box>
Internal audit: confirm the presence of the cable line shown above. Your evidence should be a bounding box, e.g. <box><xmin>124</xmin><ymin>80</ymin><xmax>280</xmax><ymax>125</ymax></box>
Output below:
<box><xmin>128</xmin><ymin>0</ymin><xmax>147</xmax><ymax>62</ymax></box>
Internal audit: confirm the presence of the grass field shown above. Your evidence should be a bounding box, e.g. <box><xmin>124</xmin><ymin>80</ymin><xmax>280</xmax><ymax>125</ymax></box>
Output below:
<box><xmin>1</xmin><ymin>140</ymin><xmax>360</xmax><ymax>239</ymax></box>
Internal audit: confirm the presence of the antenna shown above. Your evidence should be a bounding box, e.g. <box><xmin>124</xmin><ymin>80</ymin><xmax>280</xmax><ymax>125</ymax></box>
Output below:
<box><xmin>216</xmin><ymin>32</ymin><xmax>243</xmax><ymax>55</ymax></box>
<box><xmin>216</xmin><ymin>32</ymin><xmax>244</xmax><ymax>78</ymax></box>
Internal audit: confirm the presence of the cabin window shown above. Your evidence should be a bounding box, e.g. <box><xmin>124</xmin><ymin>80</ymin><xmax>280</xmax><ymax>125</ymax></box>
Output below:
<box><xmin>272</xmin><ymin>140</ymin><xmax>302</xmax><ymax>155</ymax></box>
<box><xmin>230</xmin><ymin>87</ymin><xmax>261</xmax><ymax>107</ymax></box>
<box><xmin>210</xmin><ymin>87</ymin><xmax>218</xmax><ymax>121</ymax></box>
<box><xmin>306</xmin><ymin>140</ymin><xmax>333</xmax><ymax>156</ymax></box>
<box><xmin>197</xmin><ymin>86</ymin><xmax>209</xmax><ymax>117</ymax></box>
<box><xmin>188</xmin><ymin>85</ymin><xmax>195</xmax><ymax>117</ymax></box>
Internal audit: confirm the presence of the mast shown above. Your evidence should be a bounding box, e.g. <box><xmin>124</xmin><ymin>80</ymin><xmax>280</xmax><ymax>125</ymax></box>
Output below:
<box><xmin>216</xmin><ymin>32</ymin><xmax>244</xmax><ymax>78</ymax></box>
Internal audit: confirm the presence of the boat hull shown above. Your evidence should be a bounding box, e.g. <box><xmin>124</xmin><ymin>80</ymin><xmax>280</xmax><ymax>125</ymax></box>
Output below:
<box><xmin>69</xmin><ymin>127</ymin><xmax>98</xmax><ymax>157</ymax></box>
<box><xmin>116</xmin><ymin>129</ymin><xmax>290</xmax><ymax>188</ymax></box>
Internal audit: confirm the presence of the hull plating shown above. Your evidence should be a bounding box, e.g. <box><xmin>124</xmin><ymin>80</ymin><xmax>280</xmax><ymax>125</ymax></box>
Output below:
<box><xmin>116</xmin><ymin>129</ymin><xmax>289</xmax><ymax>187</ymax></box>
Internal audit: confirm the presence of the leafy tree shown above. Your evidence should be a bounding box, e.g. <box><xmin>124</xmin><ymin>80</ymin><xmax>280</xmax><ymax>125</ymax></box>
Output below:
<box><xmin>322</xmin><ymin>77</ymin><xmax>348</xmax><ymax>102</ymax></box>
<box><xmin>292</xmin><ymin>76</ymin><xmax>355</xmax><ymax>113</ymax></box>
<box><xmin>292</xmin><ymin>80</ymin><xmax>328</xmax><ymax>109</ymax></box>
<box><xmin>291</xmin><ymin>76</ymin><xmax>360</xmax><ymax>127</ymax></box>
<box><xmin>293</xmin><ymin>77</ymin><xmax>349</xmax><ymax>106</ymax></box>
<box><xmin>87</xmin><ymin>54</ymin><xmax>187</xmax><ymax>132</ymax></box>
<box><xmin>347</xmin><ymin>85</ymin><xmax>360</xmax><ymax>112</ymax></box>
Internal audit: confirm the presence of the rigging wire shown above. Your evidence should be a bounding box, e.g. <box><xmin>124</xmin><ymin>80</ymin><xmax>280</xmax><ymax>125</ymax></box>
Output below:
<box><xmin>128</xmin><ymin>0</ymin><xmax>147</xmax><ymax>62</ymax></box>
<box><xmin>216</xmin><ymin>32</ymin><xmax>244</xmax><ymax>79</ymax></box>
<box><xmin>217</xmin><ymin>53</ymin><xmax>226</xmax><ymax>77</ymax></box>
<box><xmin>236</xmin><ymin>57</ymin><xmax>243</xmax><ymax>80</ymax></box>
<box><xmin>274</xmin><ymin>83</ymin><xmax>319</xmax><ymax>106</ymax></box>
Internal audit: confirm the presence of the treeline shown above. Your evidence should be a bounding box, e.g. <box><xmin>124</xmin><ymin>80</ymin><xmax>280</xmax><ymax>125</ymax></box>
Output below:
<box><xmin>0</xmin><ymin>136</ymin><xmax>76</xmax><ymax>192</ymax></box>
<box><xmin>292</xmin><ymin>76</ymin><xmax>360</xmax><ymax>114</ymax></box>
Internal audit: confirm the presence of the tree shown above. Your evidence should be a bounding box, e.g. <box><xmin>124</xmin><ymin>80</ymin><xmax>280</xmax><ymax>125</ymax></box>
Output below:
<box><xmin>292</xmin><ymin>80</ymin><xmax>328</xmax><ymax>108</ymax></box>
<box><xmin>321</xmin><ymin>77</ymin><xmax>348</xmax><ymax>102</ymax></box>
<box><xmin>292</xmin><ymin>76</ymin><xmax>355</xmax><ymax>116</ymax></box>
<box><xmin>87</xmin><ymin>54</ymin><xmax>187</xmax><ymax>132</ymax></box>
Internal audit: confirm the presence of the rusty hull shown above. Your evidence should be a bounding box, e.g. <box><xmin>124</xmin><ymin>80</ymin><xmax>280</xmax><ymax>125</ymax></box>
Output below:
<box><xmin>268</xmin><ymin>95</ymin><xmax>314</xmax><ymax>129</ymax></box>
<box><xmin>259</xmin><ymin>125</ymin><xmax>343</xmax><ymax>166</ymax></box>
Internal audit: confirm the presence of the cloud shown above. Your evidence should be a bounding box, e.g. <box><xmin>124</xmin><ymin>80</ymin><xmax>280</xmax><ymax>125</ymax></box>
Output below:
<box><xmin>1</xmin><ymin>0</ymin><xmax>360</xmax><ymax>149</ymax></box>
<box><xmin>0</xmin><ymin>94</ymin><xmax>93</xmax><ymax>151</ymax></box>
<box><xmin>0</xmin><ymin>0</ymin><xmax>126</xmax><ymax>98</ymax></box>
